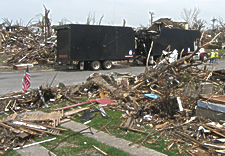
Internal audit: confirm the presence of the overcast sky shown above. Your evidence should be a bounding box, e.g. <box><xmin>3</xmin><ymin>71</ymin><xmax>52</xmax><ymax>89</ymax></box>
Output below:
<box><xmin>1</xmin><ymin>0</ymin><xmax>224</xmax><ymax>28</ymax></box>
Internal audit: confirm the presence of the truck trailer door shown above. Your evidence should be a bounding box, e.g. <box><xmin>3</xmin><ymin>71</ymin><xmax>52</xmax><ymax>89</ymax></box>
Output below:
<box><xmin>57</xmin><ymin>26</ymin><xmax>71</xmax><ymax>64</ymax></box>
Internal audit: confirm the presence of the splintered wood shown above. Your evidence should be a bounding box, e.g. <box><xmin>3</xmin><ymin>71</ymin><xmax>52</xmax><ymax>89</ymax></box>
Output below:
<box><xmin>0</xmin><ymin>111</ymin><xmax>67</xmax><ymax>153</ymax></box>
<box><xmin>0</xmin><ymin>25</ymin><xmax>56</xmax><ymax>66</ymax></box>
<box><xmin>20</xmin><ymin>111</ymin><xmax>63</xmax><ymax>127</ymax></box>
<box><xmin>0</xmin><ymin>32</ymin><xmax>225</xmax><ymax>155</ymax></box>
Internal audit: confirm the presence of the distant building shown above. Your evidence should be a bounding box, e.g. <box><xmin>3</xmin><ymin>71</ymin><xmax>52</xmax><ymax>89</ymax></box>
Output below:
<box><xmin>148</xmin><ymin>18</ymin><xmax>188</xmax><ymax>31</ymax></box>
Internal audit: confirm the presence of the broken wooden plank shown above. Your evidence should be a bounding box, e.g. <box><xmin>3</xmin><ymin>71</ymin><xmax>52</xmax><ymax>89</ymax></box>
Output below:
<box><xmin>64</xmin><ymin>107</ymin><xmax>89</xmax><ymax>117</ymax></box>
<box><xmin>55</xmin><ymin>98</ymin><xmax>116</xmax><ymax>111</ymax></box>
<box><xmin>0</xmin><ymin>122</ymin><xmax>21</xmax><ymax>134</ymax></box>
<box><xmin>200</xmin><ymin>123</ymin><xmax>225</xmax><ymax>138</ymax></box>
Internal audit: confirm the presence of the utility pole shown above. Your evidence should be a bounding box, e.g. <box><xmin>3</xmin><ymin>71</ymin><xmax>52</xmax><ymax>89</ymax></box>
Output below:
<box><xmin>149</xmin><ymin>11</ymin><xmax>155</xmax><ymax>27</ymax></box>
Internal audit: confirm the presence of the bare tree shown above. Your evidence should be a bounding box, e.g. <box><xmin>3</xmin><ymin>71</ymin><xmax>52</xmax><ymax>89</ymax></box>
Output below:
<box><xmin>15</xmin><ymin>19</ymin><xmax>23</xmax><ymax>26</ymax></box>
<box><xmin>86</xmin><ymin>12</ymin><xmax>96</xmax><ymax>25</ymax></box>
<box><xmin>43</xmin><ymin>5</ymin><xmax>51</xmax><ymax>42</ymax></box>
<box><xmin>92</xmin><ymin>12</ymin><xmax>95</xmax><ymax>25</ymax></box>
<box><xmin>138</xmin><ymin>24</ymin><xmax>148</xmax><ymax>30</ymax></box>
<box><xmin>58</xmin><ymin>17</ymin><xmax>73</xmax><ymax>25</ymax></box>
<box><xmin>123</xmin><ymin>19</ymin><xmax>126</xmax><ymax>27</ymax></box>
<box><xmin>216</xmin><ymin>17</ymin><xmax>225</xmax><ymax>46</ymax></box>
<box><xmin>193</xmin><ymin>18</ymin><xmax>206</xmax><ymax>30</ymax></box>
<box><xmin>211</xmin><ymin>17</ymin><xmax>217</xmax><ymax>30</ymax></box>
<box><xmin>2</xmin><ymin>18</ymin><xmax>13</xmax><ymax>27</ymax></box>
<box><xmin>86</xmin><ymin>13</ymin><xmax>91</xmax><ymax>25</ymax></box>
<box><xmin>181</xmin><ymin>7</ymin><xmax>206</xmax><ymax>30</ymax></box>
<box><xmin>218</xmin><ymin>17</ymin><xmax>225</xmax><ymax>28</ymax></box>
<box><xmin>98</xmin><ymin>15</ymin><xmax>104</xmax><ymax>25</ymax></box>
<box><xmin>26</xmin><ymin>13</ymin><xmax>43</xmax><ymax>27</ymax></box>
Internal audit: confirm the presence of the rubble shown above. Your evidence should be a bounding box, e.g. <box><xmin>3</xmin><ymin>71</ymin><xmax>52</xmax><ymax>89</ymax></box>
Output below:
<box><xmin>0</xmin><ymin>62</ymin><xmax>225</xmax><ymax>154</ymax></box>
<box><xmin>1</xmin><ymin>32</ymin><xmax>225</xmax><ymax>155</ymax></box>
<box><xmin>0</xmin><ymin>25</ymin><xmax>56</xmax><ymax>67</ymax></box>
<box><xmin>0</xmin><ymin>111</ymin><xmax>67</xmax><ymax>154</ymax></box>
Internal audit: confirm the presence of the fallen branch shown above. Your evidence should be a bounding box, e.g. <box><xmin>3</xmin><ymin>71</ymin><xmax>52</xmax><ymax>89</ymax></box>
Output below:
<box><xmin>92</xmin><ymin>145</ymin><xmax>108</xmax><ymax>155</ymax></box>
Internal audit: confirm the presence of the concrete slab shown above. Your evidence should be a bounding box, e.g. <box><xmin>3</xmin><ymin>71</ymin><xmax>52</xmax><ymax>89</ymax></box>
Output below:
<box><xmin>16</xmin><ymin>143</ymin><xmax>56</xmax><ymax>156</ymax></box>
<box><xmin>62</xmin><ymin>121</ymin><xmax>166</xmax><ymax>156</ymax></box>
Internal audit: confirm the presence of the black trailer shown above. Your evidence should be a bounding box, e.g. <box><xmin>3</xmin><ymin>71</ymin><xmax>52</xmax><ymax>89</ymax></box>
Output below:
<box><xmin>135</xmin><ymin>28</ymin><xmax>201</xmax><ymax>63</ymax></box>
<box><xmin>152</xmin><ymin>28</ymin><xmax>201</xmax><ymax>56</ymax></box>
<box><xmin>56</xmin><ymin>24</ymin><xmax>135</xmax><ymax>70</ymax></box>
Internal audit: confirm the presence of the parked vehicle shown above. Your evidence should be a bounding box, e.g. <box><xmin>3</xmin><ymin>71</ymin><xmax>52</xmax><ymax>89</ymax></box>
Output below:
<box><xmin>135</xmin><ymin>28</ymin><xmax>202</xmax><ymax>64</ymax></box>
<box><xmin>56</xmin><ymin>24</ymin><xmax>203</xmax><ymax>70</ymax></box>
<box><xmin>56</xmin><ymin>24</ymin><xmax>135</xmax><ymax>70</ymax></box>
<box><xmin>193</xmin><ymin>48</ymin><xmax>208</xmax><ymax>62</ymax></box>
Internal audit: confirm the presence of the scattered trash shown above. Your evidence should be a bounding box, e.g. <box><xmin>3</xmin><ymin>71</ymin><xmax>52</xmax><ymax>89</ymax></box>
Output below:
<box><xmin>144</xmin><ymin>93</ymin><xmax>160</xmax><ymax>99</ymax></box>
<box><xmin>1</xmin><ymin>32</ymin><xmax>225</xmax><ymax>155</ymax></box>
<box><xmin>96</xmin><ymin>104</ymin><xmax>109</xmax><ymax>119</ymax></box>
<box><xmin>78</xmin><ymin>109</ymin><xmax>96</xmax><ymax>122</ymax></box>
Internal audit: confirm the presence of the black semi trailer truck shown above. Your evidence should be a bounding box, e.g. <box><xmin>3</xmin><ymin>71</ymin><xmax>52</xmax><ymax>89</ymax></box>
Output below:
<box><xmin>56</xmin><ymin>24</ymin><xmax>135</xmax><ymax>70</ymax></box>
<box><xmin>56</xmin><ymin>24</ymin><xmax>202</xmax><ymax>70</ymax></box>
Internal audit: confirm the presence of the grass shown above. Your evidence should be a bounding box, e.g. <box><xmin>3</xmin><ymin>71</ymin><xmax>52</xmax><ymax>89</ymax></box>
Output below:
<box><xmin>2</xmin><ymin>150</ymin><xmax>20</xmax><ymax>156</ymax></box>
<box><xmin>33</xmin><ymin>128</ymin><xmax>131</xmax><ymax>156</ymax></box>
<box><xmin>4</xmin><ymin>112</ymin><xmax>132</xmax><ymax>156</ymax></box>
<box><xmin>74</xmin><ymin>108</ymin><xmax>185</xmax><ymax>156</ymax></box>
<box><xmin>1</xmin><ymin>98</ymin><xmax>188</xmax><ymax>155</ymax></box>
<box><xmin>0</xmin><ymin>55</ymin><xmax>8</xmax><ymax>66</ymax></box>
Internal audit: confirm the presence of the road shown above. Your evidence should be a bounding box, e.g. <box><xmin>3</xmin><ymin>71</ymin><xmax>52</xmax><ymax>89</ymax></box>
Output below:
<box><xmin>0</xmin><ymin>65</ymin><xmax>146</xmax><ymax>95</ymax></box>
<box><xmin>0</xmin><ymin>60</ymin><xmax>225</xmax><ymax>96</ymax></box>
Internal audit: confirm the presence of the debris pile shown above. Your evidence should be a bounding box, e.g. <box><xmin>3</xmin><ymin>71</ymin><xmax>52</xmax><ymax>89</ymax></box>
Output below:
<box><xmin>1</xmin><ymin>33</ymin><xmax>225</xmax><ymax>155</ymax></box>
<box><xmin>58</xmin><ymin>57</ymin><xmax>225</xmax><ymax>154</ymax></box>
<box><xmin>0</xmin><ymin>26</ymin><xmax>56</xmax><ymax>66</ymax></box>
<box><xmin>0</xmin><ymin>111</ymin><xmax>67</xmax><ymax>154</ymax></box>
<box><xmin>0</xmin><ymin>86</ymin><xmax>57</xmax><ymax>112</ymax></box>
<box><xmin>0</xmin><ymin>60</ymin><xmax>225</xmax><ymax>154</ymax></box>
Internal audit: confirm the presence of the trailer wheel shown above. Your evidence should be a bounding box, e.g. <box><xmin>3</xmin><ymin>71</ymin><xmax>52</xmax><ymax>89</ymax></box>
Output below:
<box><xmin>102</xmin><ymin>60</ymin><xmax>112</xmax><ymax>70</ymax></box>
<box><xmin>90</xmin><ymin>61</ymin><xmax>101</xmax><ymax>70</ymax></box>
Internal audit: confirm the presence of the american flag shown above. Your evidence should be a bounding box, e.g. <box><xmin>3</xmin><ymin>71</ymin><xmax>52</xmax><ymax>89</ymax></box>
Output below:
<box><xmin>22</xmin><ymin>66</ymin><xmax>30</xmax><ymax>93</ymax></box>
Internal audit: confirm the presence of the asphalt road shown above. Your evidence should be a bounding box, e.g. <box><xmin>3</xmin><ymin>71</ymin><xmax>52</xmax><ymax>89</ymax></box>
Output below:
<box><xmin>0</xmin><ymin>60</ymin><xmax>225</xmax><ymax>96</ymax></box>
<box><xmin>0</xmin><ymin>65</ymin><xmax>146</xmax><ymax>95</ymax></box>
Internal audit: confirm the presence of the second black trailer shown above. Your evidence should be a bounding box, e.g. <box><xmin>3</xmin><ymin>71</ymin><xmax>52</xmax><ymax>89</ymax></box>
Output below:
<box><xmin>135</xmin><ymin>28</ymin><xmax>202</xmax><ymax>63</ymax></box>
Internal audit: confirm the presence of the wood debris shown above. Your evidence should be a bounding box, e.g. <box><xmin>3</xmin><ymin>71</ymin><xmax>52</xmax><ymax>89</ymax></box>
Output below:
<box><xmin>0</xmin><ymin>24</ymin><xmax>56</xmax><ymax>67</ymax></box>
<box><xmin>0</xmin><ymin>111</ymin><xmax>67</xmax><ymax>154</ymax></box>
<box><xmin>1</xmin><ymin>33</ymin><xmax>225</xmax><ymax>155</ymax></box>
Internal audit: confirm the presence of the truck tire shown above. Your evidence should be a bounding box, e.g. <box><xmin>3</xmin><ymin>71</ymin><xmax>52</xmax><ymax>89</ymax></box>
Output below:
<box><xmin>90</xmin><ymin>61</ymin><xmax>101</xmax><ymax>70</ymax></box>
<box><xmin>102</xmin><ymin>60</ymin><xmax>112</xmax><ymax>70</ymax></box>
